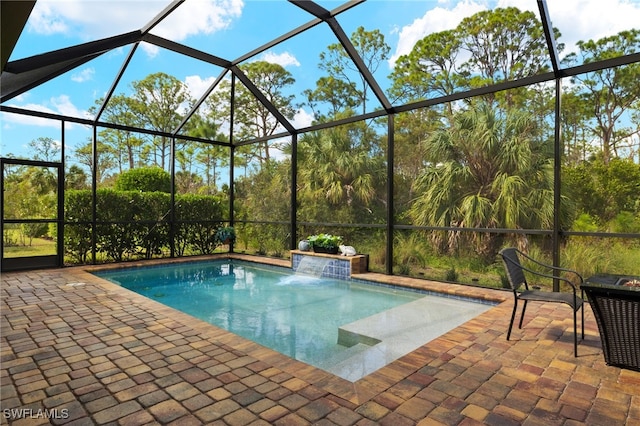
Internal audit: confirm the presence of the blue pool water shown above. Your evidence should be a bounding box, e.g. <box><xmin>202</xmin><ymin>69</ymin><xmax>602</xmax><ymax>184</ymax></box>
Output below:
<box><xmin>95</xmin><ymin>260</ymin><xmax>491</xmax><ymax>379</ymax></box>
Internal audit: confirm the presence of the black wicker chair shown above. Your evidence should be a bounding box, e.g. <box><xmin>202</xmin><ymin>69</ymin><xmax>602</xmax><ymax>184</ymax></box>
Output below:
<box><xmin>499</xmin><ymin>247</ymin><xmax>585</xmax><ymax>357</ymax></box>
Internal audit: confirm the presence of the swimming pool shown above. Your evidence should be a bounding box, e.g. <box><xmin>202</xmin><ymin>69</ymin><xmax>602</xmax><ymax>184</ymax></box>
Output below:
<box><xmin>95</xmin><ymin>260</ymin><xmax>492</xmax><ymax>381</ymax></box>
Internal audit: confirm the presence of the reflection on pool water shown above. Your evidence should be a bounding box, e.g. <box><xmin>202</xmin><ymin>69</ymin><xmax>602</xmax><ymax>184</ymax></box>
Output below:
<box><xmin>95</xmin><ymin>260</ymin><xmax>493</xmax><ymax>381</ymax></box>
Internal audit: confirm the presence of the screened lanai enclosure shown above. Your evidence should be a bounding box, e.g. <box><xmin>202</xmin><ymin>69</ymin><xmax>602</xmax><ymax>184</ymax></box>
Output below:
<box><xmin>1</xmin><ymin>0</ymin><xmax>639</xmax><ymax>285</ymax></box>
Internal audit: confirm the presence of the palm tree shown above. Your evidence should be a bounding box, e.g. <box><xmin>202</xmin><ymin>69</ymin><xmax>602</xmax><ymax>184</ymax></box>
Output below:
<box><xmin>408</xmin><ymin>101</ymin><xmax>562</xmax><ymax>261</ymax></box>
<box><xmin>297</xmin><ymin>121</ymin><xmax>385</xmax><ymax>224</ymax></box>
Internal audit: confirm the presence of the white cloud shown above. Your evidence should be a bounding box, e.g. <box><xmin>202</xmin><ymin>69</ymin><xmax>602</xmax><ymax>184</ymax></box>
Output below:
<box><xmin>142</xmin><ymin>0</ymin><xmax>244</xmax><ymax>57</ymax></box>
<box><xmin>259</xmin><ymin>51</ymin><xmax>301</xmax><ymax>68</ymax></box>
<box><xmin>151</xmin><ymin>0</ymin><xmax>244</xmax><ymax>40</ymax></box>
<box><xmin>291</xmin><ymin>108</ymin><xmax>314</xmax><ymax>130</ymax></box>
<box><xmin>51</xmin><ymin>95</ymin><xmax>89</xmax><ymax>118</ymax></box>
<box><xmin>140</xmin><ymin>42</ymin><xmax>161</xmax><ymax>59</ymax></box>
<box><xmin>4</xmin><ymin>94</ymin><xmax>90</xmax><ymax>125</ymax></box>
<box><xmin>28</xmin><ymin>0</ymin><xmax>244</xmax><ymax>57</ymax></box>
<box><xmin>542</xmin><ymin>0</ymin><xmax>640</xmax><ymax>56</ymax></box>
<box><xmin>27</xmin><ymin>2</ymin><xmax>69</xmax><ymax>35</ymax></box>
<box><xmin>389</xmin><ymin>0</ymin><xmax>640</xmax><ymax>68</ymax></box>
<box><xmin>12</xmin><ymin>93</ymin><xmax>29</xmax><ymax>103</ymax></box>
<box><xmin>185</xmin><ymin>75</ymin><xmax>217</xmax><ymax>100</ymax></box>
<box><xmin>28</xmin><ymin>0</ymin><xmax>158</xmax><ymax>38</ymax></box>
<box><xmin>71</xmin><ymin>67</ymin><xmax>95</xmax><ymax>83</ymax></box>
<box><xmin>1</xmin><ymin>106</ymin><xmax>61</xmax><ymax>128</ymax></box>
<box><xmin>389</xmin><ymin>0</ymin><xmax>487</xmax><ymax>67</ymax></box>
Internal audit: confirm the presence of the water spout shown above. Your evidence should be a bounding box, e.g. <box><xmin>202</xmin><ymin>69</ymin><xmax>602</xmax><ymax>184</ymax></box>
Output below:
<box><xmin>295</xmin><ymin>255</ymin><xmax>331</xmax><ymax>278</ymax></box>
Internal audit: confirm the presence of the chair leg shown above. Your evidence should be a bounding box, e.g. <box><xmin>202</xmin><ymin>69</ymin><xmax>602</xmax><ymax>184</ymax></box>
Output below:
<box><xmin>573</xmin><ymin>309</ymin><xmax>578</xmax><ymax>357</ymax></box>
<box><xmin>580</xmin><ymin>289</ymin><xmax>585</xmax><ymax>339</ymax></box>
<box><xmin>518</xmin><ymin>300</ymin><xmax>528</xmax><ymax>329</ymax></box>
<box><xmin>507</xmin><ymin>299</ymin><xmax>518</xmax><ymax>341</ymax></box>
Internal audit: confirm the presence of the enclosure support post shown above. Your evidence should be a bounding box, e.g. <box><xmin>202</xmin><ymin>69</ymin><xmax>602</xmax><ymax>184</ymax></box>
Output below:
<box><xmin>91</xmin><ymin>125</ymin><xmax>97</xmax><ymax>265</ymax></box>
<box><xmin>553</xmin><ymin>78</ymin><xmax>563</xmax><ymax>292</ymax></box>
<box><xmin>58</xmin><ymin>121</ymin><xmax>65</xmax><ymax>267</ymax></box>
<box><xmin>291</xmin><ymin>133</ymin><xmax>298</xmax><ymax>250</ymax></box>
<box><xmin>229</xmin><ymin>74</ymin><xmax>236</xmax><ymax>253</ymax></box>
<box><xmin>169</xmin><ymin>136</ymin><xmax>176</xmax><ymax>258</ymax></box>
<box><xmin>386</xmin><ymin>114</ymin><xmax>395</xmax><ymax>275</ymax></box>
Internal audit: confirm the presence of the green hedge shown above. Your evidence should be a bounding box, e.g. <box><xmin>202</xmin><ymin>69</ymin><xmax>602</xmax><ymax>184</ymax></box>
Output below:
<box><xmin>114</xmin><ymin>167</ymin><xmax>171</xmax><ymax>193</ymax></box>
<box><xmin>174</xmin><ymin>194</ymin><xmax>227</xmax><ymax>256</ymax></box>
<box><xmin>64</xmin><ymin>189</ymin><xmax>226</xmax><ymax>262</ymax></box>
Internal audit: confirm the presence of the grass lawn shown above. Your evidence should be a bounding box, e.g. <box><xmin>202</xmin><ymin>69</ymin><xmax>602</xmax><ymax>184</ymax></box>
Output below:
<box><xmin>3</xmin><ymin>237</ymin><xmax>57</xmax><ymax>258</ymax></box>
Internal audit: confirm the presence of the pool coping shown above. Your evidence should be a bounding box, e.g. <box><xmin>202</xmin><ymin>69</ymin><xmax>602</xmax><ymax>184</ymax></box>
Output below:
<box><xmin>78</xmin><ymin>253</ymin><xmax>510</xmax><ymax>405</ymax></box>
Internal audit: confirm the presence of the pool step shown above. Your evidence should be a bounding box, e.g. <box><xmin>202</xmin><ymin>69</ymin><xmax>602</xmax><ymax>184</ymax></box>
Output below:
<box><xmin>327</xmin><ymin>296</ymin><xmax>491</xmax><ymax>381</ymax></box>
<box><xmin>314</xmin><ymin>343</ymin><xmax>373</xmax><ymax>371</ymax></box>
<box><xmin>338</xmin><ymin>295</ymin><xmax>489</xmax><ymax>348</ymax></box>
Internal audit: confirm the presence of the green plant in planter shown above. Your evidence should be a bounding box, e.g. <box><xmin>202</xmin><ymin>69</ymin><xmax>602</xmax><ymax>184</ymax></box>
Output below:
<box><xmin>215</xmin><ymin>226</ymin><xmax>236</xmax><ymax>245</ymax></box>
<box><xmin>307</xmin><ymin>233</ymin><xmax>342</xmax><ymax>253</ymax></box>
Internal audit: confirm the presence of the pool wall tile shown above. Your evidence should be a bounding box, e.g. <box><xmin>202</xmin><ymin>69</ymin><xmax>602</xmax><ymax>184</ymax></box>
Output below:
<box><xmin>292</xmin><ymin>253</ymin><xmax>353</xmax><ymax>280</ymax></box>
<box><xmin>290</xmin><ymin>251</ymin><xmax>368</xmax><ymax>279</ymax></box>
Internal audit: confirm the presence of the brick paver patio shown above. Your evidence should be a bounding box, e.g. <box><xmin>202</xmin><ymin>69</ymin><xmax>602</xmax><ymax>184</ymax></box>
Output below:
<box><xmin>2</xmin><ymin>255</ymin><xmax>639</xmax><ymax>425</ymax></box>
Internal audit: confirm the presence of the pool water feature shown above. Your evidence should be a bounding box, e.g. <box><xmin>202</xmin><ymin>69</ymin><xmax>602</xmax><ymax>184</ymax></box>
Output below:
<box><xmin>95</xmin><ymin>260</ymin><xmax>493</xmax><ymax>381</ymax></box>
<box><xmin>294</xmin><ymin>255</ymin><xmax>331</xmax><ymax>277</ymax></box>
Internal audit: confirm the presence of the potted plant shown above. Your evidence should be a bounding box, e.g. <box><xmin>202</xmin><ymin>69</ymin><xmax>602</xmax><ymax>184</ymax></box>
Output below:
<box><xmin>215</xmin><ymin>226</ymin><xmax>236</xmax><ymax>245</ymax></box>
<box><xmin>307</xmin><ymin>233</ymin><xmax>342</xmax><ymax>254</ymax></box>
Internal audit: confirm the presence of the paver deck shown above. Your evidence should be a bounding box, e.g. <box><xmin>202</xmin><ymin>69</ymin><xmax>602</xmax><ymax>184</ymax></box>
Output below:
<box><xmin>2</xmin><ymin>254</ymin><xmax>639</xmax><ymax>425</ymax></box>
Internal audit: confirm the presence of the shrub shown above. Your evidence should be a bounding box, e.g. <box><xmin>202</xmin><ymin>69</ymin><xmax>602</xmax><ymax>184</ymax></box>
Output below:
<box><xmin>64</xmin><ymin>189</ymin><xmax>226</xmax><ymax>262</ymax></box>
<box><xmin>64</xmin><ymin>190</ymin><xmax>94</xmax><ymax>263</ymax></box>
<box><xmin>572</xmin><ymin>213</ymin><xmax>599</xmax><ymax>232</ymax></box>
<box><xmin>445</xmin><ymin>267</ymin><xmax>458</xmax><ymax>281</ymax></box>
<box><xmin>175</xmin><ymin>194</ymin><xmax>225</xmax><ymax>254</ymax></box>
<box><xmin>114</xmin><ymin>167</ymin><xmax>171</xmax><ymax>193</ymax></box>
<box><xmin>393</xmin><ymin>232</ymin><xmax>428</xmax><ymax>268</ymax></box>
<box><xmin>609</xmin><ymin>211</ymin><xmax>640</xmax><ymax>233</ymax></box>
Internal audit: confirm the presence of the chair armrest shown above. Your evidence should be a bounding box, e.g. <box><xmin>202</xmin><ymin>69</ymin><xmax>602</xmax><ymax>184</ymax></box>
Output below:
<box><xmin>515</xmin><ymin>249</ymin><xmax>584</xmax><ymax>286</ymax></box>
<box><xmin>519</xmin><ymin>266</ymin><xmax>580</xmax><ymax>292</ymax></box>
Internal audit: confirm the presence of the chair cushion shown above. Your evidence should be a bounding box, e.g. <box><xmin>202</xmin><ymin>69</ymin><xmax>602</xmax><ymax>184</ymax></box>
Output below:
<box><xmin>518</xmin><ymin>290</ymin><xmax>583</xmax><ymax>311</ymax></box>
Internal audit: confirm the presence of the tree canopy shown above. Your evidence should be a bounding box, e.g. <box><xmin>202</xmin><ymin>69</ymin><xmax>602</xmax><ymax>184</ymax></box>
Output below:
<box><xmin>5</xmin><ymin>6</ymin><xmax>639</xmax><ymax>271</ymax></box>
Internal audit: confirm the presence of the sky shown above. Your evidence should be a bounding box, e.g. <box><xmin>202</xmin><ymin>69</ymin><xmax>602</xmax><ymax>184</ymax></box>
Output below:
<box><xmin>1</xmin><ymin>0</ymin><xmax>639</xmax><ymax>161</ymax></box>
